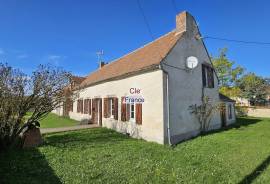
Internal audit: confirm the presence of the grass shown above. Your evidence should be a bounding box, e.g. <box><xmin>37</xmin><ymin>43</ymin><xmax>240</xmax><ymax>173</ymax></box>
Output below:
<box><xmin>26</xmin><ymin>113</ymin><xmax>79</xmax><ymax>128</ymax></box>
<box><xmin>1</xmin><ymin>117</ymin><xmax>270</xmax><ymax>183</ymax></box>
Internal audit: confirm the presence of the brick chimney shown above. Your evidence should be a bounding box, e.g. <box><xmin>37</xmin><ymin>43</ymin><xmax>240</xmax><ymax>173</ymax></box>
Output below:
<box><xmin>176</xmin><ymin>11</ymin><xmax>197</xmax><ymax>35</ymax></box>
<box><xmin>100</xmin><ymin>61</ymin><xmax>106</xmax><ymax>68</ymax></box>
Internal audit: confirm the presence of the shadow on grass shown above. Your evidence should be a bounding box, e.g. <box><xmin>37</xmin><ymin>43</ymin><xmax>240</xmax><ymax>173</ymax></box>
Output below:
<box><xmin>201</xmin><ymin>117</ymin><xmax>263</xmax><ymax>137</ymax></box>
<box><xmin>238</xmin><ymin>155</ymin><xmax>270</xmax><ymax>184</ymax></box>
<box><xmin>43</xmin><ymin>128</ymin><xmax>129</xmax><ymax>148</ymax></box>
<box><xmin>0</xmin><ymin>148</ymin><xmax>61</xmax><ymax>184</ymax></box>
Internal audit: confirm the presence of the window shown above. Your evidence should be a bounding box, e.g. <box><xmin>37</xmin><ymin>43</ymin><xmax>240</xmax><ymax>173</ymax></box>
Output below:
<box><xmin>110</xmin><ymin>98</ymin><xmax>115</xmax><ymax>117</ymax></box>
<box><xmin>121</xmin><ymin>97</ymin><xmax>142</xmax><ymax>124</ymax></box>
<box><xmin>130</xmin><ymin>103</ymin><xmax>135</xmax><ymax>121</ymax></box>
<box><xmin>202</xmin><ymin>64</ymin><xmax>214</xmax><ymax>88</ymax></box>
<box><xmin>228</xmin><ymin>104</ymin><xmax>232</xmax><ymax>119</ymax></box>
<box><xmin>104</xmin><ymin>97</ymin><xmax>118</xmax><ymax>120</ymax></box>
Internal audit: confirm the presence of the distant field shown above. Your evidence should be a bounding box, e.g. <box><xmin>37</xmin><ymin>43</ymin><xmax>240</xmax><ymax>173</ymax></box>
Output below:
<box><xmin>1</xmin><ymin>117</ymin><xmax>270</xmax><ymax>183</ymax></box>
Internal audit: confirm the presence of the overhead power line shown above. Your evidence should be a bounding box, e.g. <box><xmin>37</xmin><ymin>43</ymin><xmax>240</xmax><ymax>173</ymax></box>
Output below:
<box><xmin>202</xmin><ymin>36</ymin><xmax>270</xmax><ymax>46</ymax></box>
<box><xmin>136</xmin><ymin>0</ymin><xmax>155</xmax><ymax>41</ymax></box>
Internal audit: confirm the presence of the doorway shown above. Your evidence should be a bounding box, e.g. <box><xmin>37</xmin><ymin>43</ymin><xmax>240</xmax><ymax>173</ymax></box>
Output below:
<box><xmin>92</xmin><ymin>98</ymin><xmax>102</xmax><ymax>125</ymax></box>
<box><xmin>220</xmin><ymin>104</ymin><xmax>226</xmax><ymax>127</ymax></box>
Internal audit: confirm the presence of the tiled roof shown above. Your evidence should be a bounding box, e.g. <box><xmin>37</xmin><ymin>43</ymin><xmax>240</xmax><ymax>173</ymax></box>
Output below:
<box><xmin>71</xmin><ymin>76</ymin><xmax>86</xmax><ymax>85</ymax></box>
<box><xmin>80</xmin><ymin>31</ymin><xmax>183</xmax><ymax>88</ymax></box>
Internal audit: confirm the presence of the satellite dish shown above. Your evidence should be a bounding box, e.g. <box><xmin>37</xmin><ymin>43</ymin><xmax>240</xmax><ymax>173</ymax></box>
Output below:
<box><xmin>186</xmin><ymin>56</ymin><xmax>199</xmax><ymax>69</ymax></box>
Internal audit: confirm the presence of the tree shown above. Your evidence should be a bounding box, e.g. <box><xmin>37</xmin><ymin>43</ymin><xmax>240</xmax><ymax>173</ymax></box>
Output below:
<box><xmin>212</xmin><ymin>48</ymin><xmax>245</xmax><ymax>87</ymax></box>
<box><xmin>237</xmin><ymin>73</ymin><xmax>268</xmax><ymax>105</ymax></box>
<box><xmin>189</xmin><ymin>96</ymin><xmax>221</xmax><ymax>133</ymax></box>
<box><xmin>0</xmin><ymin>63</ymin><xmax>75</xmax><ymax>150</ymax></box>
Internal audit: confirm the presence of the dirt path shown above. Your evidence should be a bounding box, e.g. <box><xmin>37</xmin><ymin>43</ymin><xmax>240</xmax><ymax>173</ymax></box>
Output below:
<box><xmin>40</xmin><ymin>124</ymin><xmax>99</xmax><ymax>134</ymax></box>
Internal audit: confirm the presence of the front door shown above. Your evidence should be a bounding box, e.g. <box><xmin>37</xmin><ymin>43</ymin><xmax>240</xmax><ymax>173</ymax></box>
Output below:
<box><xmin>221</xmin><ymin>105</ymin><xmax>226</xmax><ymax>127</ymax></box>
<box><xmin>92</xmin><ymin>98</ymin><xmax>102</xmax><ymax>125</ymax></box>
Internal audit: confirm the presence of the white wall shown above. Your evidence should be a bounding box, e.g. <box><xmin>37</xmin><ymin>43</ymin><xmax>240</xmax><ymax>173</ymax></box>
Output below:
<box><xmin>162</xmin><ymin>32</ymin><xmax>221</xmax><ymax>144</ymax></box>
<box><xmin>69</xmin><ymin>70</ymin><xmax>165</xmax><ymax>144</ymax></box>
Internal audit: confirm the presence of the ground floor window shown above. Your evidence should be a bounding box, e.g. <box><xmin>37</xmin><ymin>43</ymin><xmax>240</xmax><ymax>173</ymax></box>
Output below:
<box><xmin>228</xmin><ymin>104</ymin><xmax>232</xmax><ymax>119</ymax></box>
<box><xmin>121</xmin><ymin>97</ymin><xmax>142</xmax><ymax>125</ymax></box>
<box><xmin>110</xmin><ymin>98</ymin><xmax>115</xmax><ymax>118</ymax></box>
<box><xmin>104</xmin><ymin>97</ymin><xmax>118</xmax><ymax>120</ymax></box>
<box><xmin>130</xmin><ymin>103</ymin><xmax>135</xmax><ymax>121</ymax></box>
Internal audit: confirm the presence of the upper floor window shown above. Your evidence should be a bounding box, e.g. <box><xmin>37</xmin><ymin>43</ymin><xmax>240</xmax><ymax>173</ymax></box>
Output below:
<box><xmin>202</xmin><ymin>64</ymin><xmax>214</xmax><ymax>88</ymax></box>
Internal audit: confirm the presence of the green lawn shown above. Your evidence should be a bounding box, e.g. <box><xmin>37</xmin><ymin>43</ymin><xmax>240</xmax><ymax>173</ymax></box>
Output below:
<box><xmin>26</xmin><ymin>113</ymin><xmax>79</xmax><ymax>128</ymax></box>
<box><xmin>1</xmin><ymin>117</ymin><xmax>270</xmax><ymax>183</ymax></box>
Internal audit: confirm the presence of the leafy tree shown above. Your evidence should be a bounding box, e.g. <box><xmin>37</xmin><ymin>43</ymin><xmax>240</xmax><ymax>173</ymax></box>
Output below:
<box><xmin>212</xmin><ymin>48</ymin><xmax>245</xmax><ymax>87</ymax></box>
<box><xmin>0</xmin><ymin>63</ymin><xmax>75</xmax><ymax>150</ymax></box>
<box><xmin>237</xmin><ymin>73</ymin><xmax>268</xmax><ymax>105</ymax></box>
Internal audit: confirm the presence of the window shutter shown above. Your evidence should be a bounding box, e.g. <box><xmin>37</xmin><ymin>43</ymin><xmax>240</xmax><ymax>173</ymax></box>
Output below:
<box><xmin>136</xmin><ymin>103</ymin><xmax>142</xmax><ymax>125</ymax></box>
<box><xmin>81</xmin><ymin>100</ymin><xmax>84</xmax><ymax>114</ymax></box>
<box><xmin>104</xmin><ymin>98</ymin><xmax>108</xmax><ymax>118</ymax></box>
<box><xmin>91</xmin><ymin>99</ymin><xmax>95</xmax><ymax>122</ymax></box>
<box><xmin>70</xmin><ymin>100</ymin><xmax>73</xmax><ymax>112</ymax></box>
<box><xmin>211</xmin><ymin>68</ymin><xmax>215</xmax><ymax>88</ymax></box>
<box><xmin>114</xmin><ymin>97</ymin><xmax>118</xmax><ymax>120</ymax></box>
<box><xmin>121</xmin><ymin>97</ymin><xmax>126</xmax><ymax>121</ymax></box>
<box><xmin>77</xmin><ymin>100</ymin><xmax>79</xmax><ymax>113</ymax></box>
<box><xmin>126</xmin><ymin>104</ymin><xmax>130</xmax><ymax>121</ymax></box>
<box><xmin>207</xmin><ymin>67</ymin><xmax>211</xmax><ymax>88</ymax></box>
<box><xmin>84</xmin><ymin>99</ymin><xmax>87</xmax><ymax>114</ymax></box>
<box><xmin>202</xmin><ymin>64</ymin><xmax>206</xmax><ymax>87</ymax></box>
<box><xmin>89</xmin><ymin>99</ymin><xmax>92</xmax><ymax>115</ymax></box>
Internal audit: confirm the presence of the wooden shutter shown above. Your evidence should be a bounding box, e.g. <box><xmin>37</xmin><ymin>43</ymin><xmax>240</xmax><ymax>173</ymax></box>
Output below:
<box><xmin>80</xmin><ymin>100</ymin><xmax>84</xmax><ymax>114</ymax></box>
<box><xmin>121</xmin><ymin>97</ymin><xmax>126</xmax><ymax>121</ymax></box>
<box><xmin>91</xmin><ymin>99</ymin><xmax>96</xmax><ymax>123</ymax></box>
<box><xmin>89</xmin><ymin>99</ymin><xmax>92</xmax><ymax>115</ymax></box>
<box><xmin>104</xmin><ymin>98</ymin><xmax>109</xmax><ymax>118</ymax></box>
<box><xmin>126</xmin><ymin>104</ymin><xmax>130</xmax><ymax>121</ymax></box>
<box><xmin>136</xmin><ymin>103</ymin><xmax>142</xmax><ymax>125</ymax></box>
<box><xmin>210</xmin><ymin>68</ymin><xmax>214</xmax><ymax>88</ymax></box>
<box><xmin>202</xmin><ymin>64</ymin><xmax>206</xmax><ymax>87</ymax></box>
<box><xmin>77</xmin><ymin>100</ymin><xmax>80</xmax><ymax>113</ymax></box>
<box><xmin>114</xmin><ymin>97</ymin><xmax>118</xmax><ymax>120</ymax></box>
<box><xmin>84</xmin><ymin>99</ymin><xmax>88</xmax><ymax>114</ymax></box>
<box><xmin>70</xmin><ymin>100</ymin><xmax>73</xmax><ymax>112</ymax></box>
<box><xmin>207</xmin><ymin>67</ymin><xmax>212</xmax><ymax>88</ymax></box>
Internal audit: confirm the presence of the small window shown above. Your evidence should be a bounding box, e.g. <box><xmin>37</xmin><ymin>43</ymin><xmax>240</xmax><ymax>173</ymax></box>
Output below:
<box><xmin>202</xmin><ymin>64</ymin><xmax>214</xmax><ymax>88</ymax></box>
<box><xmin>228</xmin><ymin>104</ymin><xmax>232</xmax><ymax>119</ymax></box>
<box><xmin>130</xmin><ymin>103</ymin><xmax>135</xmax><ymax>121</ymax></box>
<box><xmin>110</xmin><ymin>98</ymin><xmax>115</xmax><ymax>118</ymax></box>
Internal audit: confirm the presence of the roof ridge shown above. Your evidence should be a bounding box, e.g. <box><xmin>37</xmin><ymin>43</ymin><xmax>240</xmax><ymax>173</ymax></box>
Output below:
<box><xmin>87</xmin><ymin>30</ymin><xmax>176</xmax><ymax>74</ymax></box>
<box><xmin>80</xmin><ymin>29</ymin><xmax>183</xmax><ymax>87</ymax></box>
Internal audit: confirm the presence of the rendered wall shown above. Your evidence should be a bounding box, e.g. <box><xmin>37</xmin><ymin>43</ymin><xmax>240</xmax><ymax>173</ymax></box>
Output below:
<box><xmin>162</xmin><ymin>33</ymin><xmax>221</xmax><ymax>144</ymax></box>
<box><xmin>69</xmin><ymin>70</ymin><xmax>165</xmax><ymax>144</ymax></box>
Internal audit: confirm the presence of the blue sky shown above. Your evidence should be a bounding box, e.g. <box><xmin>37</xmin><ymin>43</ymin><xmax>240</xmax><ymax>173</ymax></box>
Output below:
<box><xmin>0</xmin><ymin>0</ymin><xmax>269</xmax><ymax>77</ymax></box>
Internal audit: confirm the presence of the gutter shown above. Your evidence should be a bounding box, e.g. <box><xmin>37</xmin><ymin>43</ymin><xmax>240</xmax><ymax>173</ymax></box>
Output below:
<box><xmin>160</xmin><ymin>64</ymin><xmax>172</xmax><ymax>145</ymax></box>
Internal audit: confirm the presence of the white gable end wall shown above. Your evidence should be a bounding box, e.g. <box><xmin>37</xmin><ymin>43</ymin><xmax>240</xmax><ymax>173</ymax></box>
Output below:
<box><xmin>162</xmin><ymin>28</ymin><xmax>221</xmax><ymax>144</ymax></box>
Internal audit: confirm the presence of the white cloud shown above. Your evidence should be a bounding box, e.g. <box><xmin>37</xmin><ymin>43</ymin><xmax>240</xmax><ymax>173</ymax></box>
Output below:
<box><xmin>47</xmin><ymin>55</ymin><xmax>66</xmax><ymax>66</ymax></box>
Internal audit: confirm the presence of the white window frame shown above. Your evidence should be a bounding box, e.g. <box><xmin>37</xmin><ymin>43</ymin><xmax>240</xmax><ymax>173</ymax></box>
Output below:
<box><xmin>129</xmin><ymin>102</ymin><xmax>136</xmax><ymax>122</ymax></box>
<box><xmin>110</xmin><ymin>98</ymin><xmax>114</xmax><ymax>118</ymax></box>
